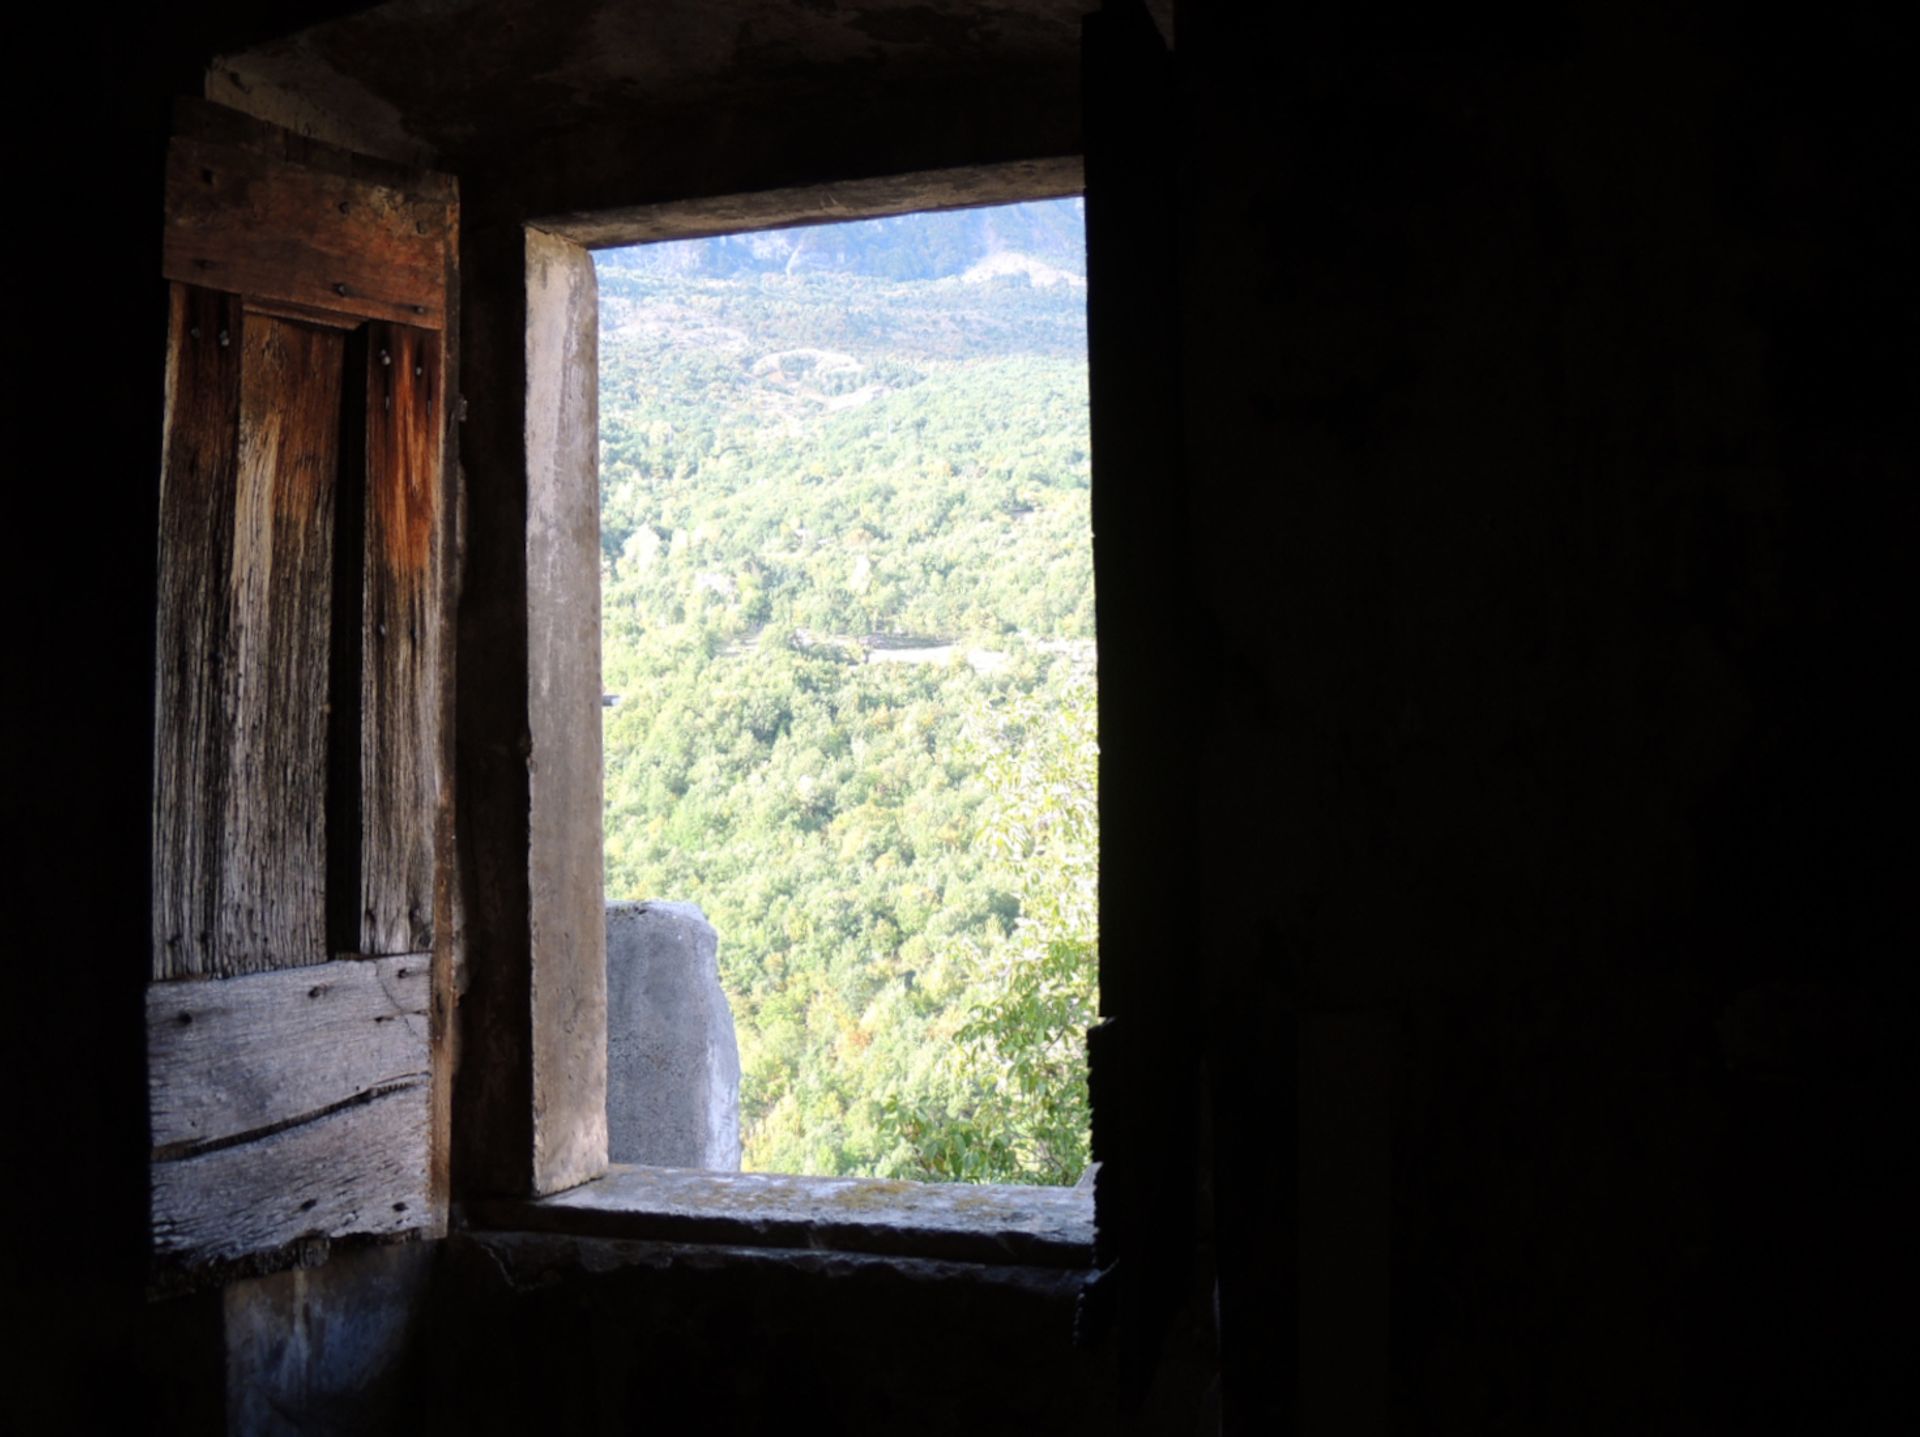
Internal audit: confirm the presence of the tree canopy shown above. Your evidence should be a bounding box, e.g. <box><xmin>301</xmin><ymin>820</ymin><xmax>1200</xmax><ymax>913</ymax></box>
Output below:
<box><xmin>598</xmin><ymin>201</ymin><xmax>1096</xmax><ymax>1183</ymax></box>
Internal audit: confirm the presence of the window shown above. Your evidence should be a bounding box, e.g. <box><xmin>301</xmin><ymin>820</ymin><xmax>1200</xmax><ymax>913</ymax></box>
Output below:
<box><xmin>140</xmin><ymin>0</ymin><xmax>1180</xmax><ymax>1300</ymax></box>
<box><xmin>593</xmin><ymin>201</ymin><xmax>1098</xmax><ymax>1188</ymax></box>
<box><xmin>458</xmin><ymin>166</ymin><xmax>1121</xmax><ymax>1256</ymax></box>
<box><xmin>451</xmin><ymin>13</ymin><xmax>1179</xmax><ymax>1284</ymax></box>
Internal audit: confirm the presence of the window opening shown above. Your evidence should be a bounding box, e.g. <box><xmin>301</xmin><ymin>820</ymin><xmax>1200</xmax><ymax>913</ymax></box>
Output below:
<box><xmin>594</xmin><ymin>199</ymin><xmax>1097</xmax><ymax>1186</ymax></box>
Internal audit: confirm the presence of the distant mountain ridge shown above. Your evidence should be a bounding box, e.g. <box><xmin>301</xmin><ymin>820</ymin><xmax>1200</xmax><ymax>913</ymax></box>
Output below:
<box><xmin>597</xmin><ymin>198</ymin><xmax>1086</xmax><ymax>283</ymax></box>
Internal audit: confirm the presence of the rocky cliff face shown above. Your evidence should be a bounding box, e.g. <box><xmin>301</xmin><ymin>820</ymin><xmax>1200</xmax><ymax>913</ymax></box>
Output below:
<box><xmin>605</xmin><ymin>901</ymin><xmax>743</xmax><ymax>1171</ymax></box>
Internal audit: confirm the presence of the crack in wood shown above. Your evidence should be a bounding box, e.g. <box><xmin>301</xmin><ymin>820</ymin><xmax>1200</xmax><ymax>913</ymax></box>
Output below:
<box><xmin>152</xmin><ymin>1075</ymin><xmax>427</xmax><ymax>1164</ymax></box>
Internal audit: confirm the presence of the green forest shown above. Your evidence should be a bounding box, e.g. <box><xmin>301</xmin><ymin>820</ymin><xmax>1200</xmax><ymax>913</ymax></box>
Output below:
<box><xmin>596</xmin><ymin>201</ymin><xmax>1096</xmax><ymax>1184</ymax></box>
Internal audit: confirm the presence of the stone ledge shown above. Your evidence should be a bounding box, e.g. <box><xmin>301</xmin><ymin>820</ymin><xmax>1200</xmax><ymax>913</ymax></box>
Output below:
<box><xmin>449</xmin><ymin>1229</ymin><xmax>1095</xmax><ymax>1299</ymax></box>
<box><xmin>467</xmin><ymin>1163</ymin><xmax>1094</xmax><ymax>1269</ymax></box>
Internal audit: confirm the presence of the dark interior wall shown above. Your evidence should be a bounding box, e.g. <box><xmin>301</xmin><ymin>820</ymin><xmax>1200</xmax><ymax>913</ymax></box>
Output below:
<box><xmin>428</xmin><ymin>1233</ymin><xmax>1124</xmax><ymax>1436</ymax></box>
<box><xmin>6</xmin><ymin>8</ymin><xmax>420</xmax><ymax>1429</ymax></box>
<box><xmin>1180</xmin><ymin>7</ymin><xmax>1914</xmax><ymax>1431</ymax></box>
<box><xmin>9</xmin><ymin>10</ymin><xmax>263</xmax><ymax>1430</ymax></box>
<box><xmin>8</xmin><ymin>4</ymin><xmax>1913</xmax><ymax>1434</ymax></box>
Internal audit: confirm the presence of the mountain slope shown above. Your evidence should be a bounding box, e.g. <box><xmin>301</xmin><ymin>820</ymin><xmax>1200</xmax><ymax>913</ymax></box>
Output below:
<box><xmin>596</xmin><ymin>198</ymin><xmax>1097</xmax><ymax>1183</ymax></box>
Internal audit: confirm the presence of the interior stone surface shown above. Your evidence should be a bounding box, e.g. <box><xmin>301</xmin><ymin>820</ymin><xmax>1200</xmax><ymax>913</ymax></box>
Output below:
<box><xmin>473</xmin><ymin>1163</ymin><xmax>1094</xmax><ymax>1268</ymax></box>
<box><xmin>211</xmin><ymin>0</ymin><xmax>1174</xmax><ymax>171</ymax></box>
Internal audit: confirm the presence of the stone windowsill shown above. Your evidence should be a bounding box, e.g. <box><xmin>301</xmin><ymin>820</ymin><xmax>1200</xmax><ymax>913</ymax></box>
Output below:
<box><xmin>468</xmin><ymin>1163</ymin><xmax>1094</xmax><ymax>1269</ymax></box>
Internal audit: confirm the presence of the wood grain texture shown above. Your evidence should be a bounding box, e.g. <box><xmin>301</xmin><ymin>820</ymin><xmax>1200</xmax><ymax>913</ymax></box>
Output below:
<box><xmin>153</xmin><ymin>285</ymin><xmax>243</xmax><ymax>980</ymax></box>
<box><xmin>151</xmin><ymin>1078</ymin><xmax>431</xmax><ymax>1265</ymax></box>
<box><xmin>147</xmin><ymin>956</ymin><xmax>429</xmax><ymax>1151</ymax></box>
<box><xmin>148</xmin><ymin>104</ymin><xmax>459</xmax><ymax>1275</ymax></box>
<box><xmin>425</xmin><ymin>236</ymin><xmax>461</xmax><ymax>1229</ymax></box>
<box><xmin>217</xmin><ymin>314</ymin><xmax>343</xmax><ymax>972</ymax></box>
<box><xmin>173</xmin><ymin>96</ymin><xmax>457</xmax><ymax>202</ymax></box>
<box><xmin>328</xmin><ymin>326</ymin><xmax>370</xmax><ymax>956</ymax></box>
<box><xmin>360</xmin><ymin>323</ymin><xmax>445</xmax><ymax>955</ymax></box>
<box><xmin>541</xmin><ymin>156</ymin><xmax>1083</xmax><ymax>248</ymax></box>
<box><xmin>164</xmin><ymin>135</ymin><xmax>453</xmax><ymax>330</ymax></box>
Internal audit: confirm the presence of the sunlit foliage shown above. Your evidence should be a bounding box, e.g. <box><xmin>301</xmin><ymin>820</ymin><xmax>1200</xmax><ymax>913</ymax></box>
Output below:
<box><xmin>597</xmin><ymin>205</ymin><xmax>1096</xmax><ymax>1182</ymax></box>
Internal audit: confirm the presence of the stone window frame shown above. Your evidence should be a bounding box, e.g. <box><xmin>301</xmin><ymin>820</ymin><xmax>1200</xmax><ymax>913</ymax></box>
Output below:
<box><xmin>455</xmin><ymin>160</ymin><xmax>1100</xmax><ymax>1254</ymax></box>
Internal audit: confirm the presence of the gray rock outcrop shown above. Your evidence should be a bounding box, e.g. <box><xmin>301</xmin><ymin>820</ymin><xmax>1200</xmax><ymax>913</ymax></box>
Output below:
<box><xmin>605</xmin><ymin>901</ymin><xmax>742</xmax><ymax>1170</ymax></box>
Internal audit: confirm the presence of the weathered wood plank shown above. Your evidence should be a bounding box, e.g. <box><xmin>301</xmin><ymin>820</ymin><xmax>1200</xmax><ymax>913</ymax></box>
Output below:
<box><xmin>541</xmin><ymin>156</ymin><xmax>1083</xmax><ymax>249</ymax></box>
<box><xmin>164</xmin><ymin>136</ymin><xmax>453</xmax><ymax>330</ymax></box>
<box><xmin>524</xmin><ymin>232</ymin><xmax>608</xmax><ymax>1193</ymax></box>
<box><xmin>425</xmin><ymin>238</ymin><xmax>461</xmax><ymax>1229</ymax></box>
<box><xmin>147</xmin><ymin>103</ymin><xmax>458</xmax><ymax>1278</ymax></box>
<box><xmin>153</xmin><ymin>285</ymin><xmax>243</xmax><ymax>981</ymax></box>
<box><xmin>217</xmin><ymin>315</ymin><xmax>343</xmax><ymax>973</ymax></box>
<box><xmin>173</xmin><ymin>97</ymin><xmax>456</xmax><ymax>201</ymax></box>
<box><xmin>360</xmin><ymin>323</ymin><xmax>445</xmax><ymax>955</ymax></box>
<box><xmin>328</xmin><ymin>326</ymin><xmax>370</xmax><ymax>955</ymax></box>
<box><xmin>148</xmin><ymin>956</ymin><xmax>429</xmax><ymax>1151</ymax></box>
<box><xmin>242</xmin><ymin>297</ymin><xmax>363</xmax><ymax>330</ymax></box>
<box><xmin>153</xmin><ymin>300</ymin><xmax>350</xmax><ymax>979</ymax></box>
<box><xmin>151</xmin><ymin>1078</ymin><xmax>431</xmax><ymax>1265</ymax></box>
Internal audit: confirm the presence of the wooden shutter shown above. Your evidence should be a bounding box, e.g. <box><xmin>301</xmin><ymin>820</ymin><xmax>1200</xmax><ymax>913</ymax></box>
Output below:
<box><xmin>148</xmin><ymin>101</ymin><xmax>457</xmax><ymax>1275</ymax></box>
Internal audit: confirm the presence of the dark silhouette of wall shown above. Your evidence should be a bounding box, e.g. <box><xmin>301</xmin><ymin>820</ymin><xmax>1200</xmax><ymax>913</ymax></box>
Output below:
<box><xmin>1176</xmin><ymin>11</ymin><xmax>1913</xmax><ymax>1430</ymax></box>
